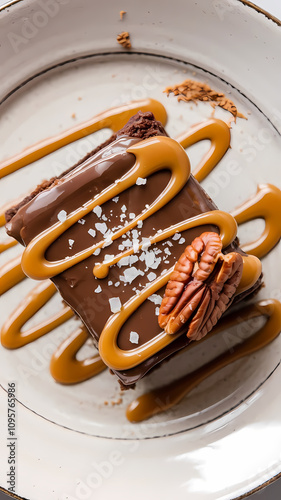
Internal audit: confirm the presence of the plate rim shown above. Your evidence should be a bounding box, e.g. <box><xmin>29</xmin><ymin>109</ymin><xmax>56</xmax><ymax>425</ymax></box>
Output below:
<box><xmin>0</xmin><ymin>1</ymin><xmax>280</xmax><ymax>499</ymax></box>
<box><xmin>0</xmin><ymin>0</ymin><xmax>280</xmax><ymax>26</ymax></box>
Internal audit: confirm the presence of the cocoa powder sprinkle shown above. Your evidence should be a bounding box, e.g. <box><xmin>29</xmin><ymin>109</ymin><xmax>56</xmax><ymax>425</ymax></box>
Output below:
<box><xmin>164</xmin><ymin>79</ymin><xmax>246</xmax><ymax>120</ymax></box>
<box><xmin>117</xmin><ymin>31</ymin><xmax>131</xmax><ymax>49</ymax></box>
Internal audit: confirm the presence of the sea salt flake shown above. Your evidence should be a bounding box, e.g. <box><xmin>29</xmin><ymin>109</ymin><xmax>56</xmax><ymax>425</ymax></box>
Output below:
<box><xmin>57</xmin><ymin>210</ymin><xmax>67</xmax><ymax>222</ymax></box>
<box><xmin>164</xmin><ymin>248</ymin><xmax>171</xmax><ymax>256</ymax></box>
<box><xmin>132</xmin><ymin>230</ymin><xmax>139</xmax><ymax>239</ymax></box>
<box><xmin>123</xmin><ymin>267</ymin><xmax>144</xmax><ymax>284</ymax></box>
<box><xmin>150</xmin><ymin>257</ymin><xmax>162</xmax><ymax>269</ymax></box>
<box><xmin>141</xmin><ymin>238</ymin><xmax>151</xmax><ymax>250</ymax></box>
<box><xmin>137</xmin><ymin>220</ymin><xmax>143</xmax><ymax>228</ymax></box>
<box><xmin>129</xmin><ymin>213</ymin><xmax>135</xmax><ymax>219</ymax></box>
<box><xmin>121</xmin><ymin>205</ymin><xmax>127</xmax><ymax>213</ymax></box>
<box><xmin>155</xmin><ymin>307</ymin><xmax>160</xmax><ymax>316</ymax></box>
<box><xmin>112</xmin><ymin>196</ymin><xmax>119</xmax><ymax>203</ymax></box>
<box><xmin>93</xmin><ymin>248</ymin><xmax>101</xmax><ymax>256</ymax></box>
<box><xmin>93</xmin><ymin>205</ymin><xmax>102</xmax><ymax>218</ymax></box>
<box><xmin>179</xmin><ymin>237</ymin><xmax>186</xmax><ymax>244</ymax></box>
<box><xmin>147</xmin><ymin>272</ymin><xmax>157</xmax><ymax>282</ymax></box>
<box><xmin>94</xmin><ymin>285</ymin><xmax>102</xmax><ymax>294</ymax></box>
<box><xmin>136</xmin><ymin>177</ymin><xmax>147</xmax><ymax>186</ymax></box>
<box><xmin>104</xmin><ymin>229</ymin><xmax>113</xmax><ymax>239</ymax></box>
<box><xmin>133</xmin><ymin>239</ymin><xmax>139</xmax><ymax>253</ymax></box>
<box><xmin>118</xmin><ymin>244</ymin><xmax>125</xmax><ymax>251</ymax></box>
<box><xmin>102</xmin><ymin>215</ymin><xmax>108</xmax><ymax>221</ymax></box>
<box><xmin>117</xmin><ymin>256</ymin><xmax>130</xmax><ymax>267</ymax></box>
<box><xmin>109</xmin><ymin>297</ymin><xmax>122</xmax><ymax>313</ymax></box>
<box><xmin>104</xmin><ymin>254</ymin><xmax>114</xmax><ymax>263</ymax></box>
<box><xmin>114</xmin><ymin>281</ymin><xmax>120</xmax><ymax>287</ymax></box>
<box><xmin>122</xmin><ymin>238</ymin><xmax>132</xmax><ymax>248</ymax></box>
<box><xmin>95</xmin><ymin>222</ymin><xmax>107</xmax><ymax>235</ymax></box>
<box><xmin>145</xmin><ymin>251</ymin><xmax>155</xmax><ymax>268</ymax></box>
<box><xmin>167</xmin><ymin>241</ymin><xmax>173</xmax><ymax>247</ymax></box>
<box><xmin>68</xmin><ymin>239</ymin><xmax>74</xmax><ymax>249</ymax></box>
<box><xmin>108</xmin><ymin>281</ymin><xmax>113</xmax><ymax>286</ymax></box>
<box><xmin>120</xmin><ymin>214</ymin><xmax>126</xmax><ymax>221</ymax></box>
<box><xmin>103</xmin><ymin>237</ymin><xmax>113</xmax><ymax>248</ymax></box>
<box><xmin>129</xmin><ymin>255</ymin><xmax>139</xmax><ymax>265</ymax></box>
<box><xmin>148</xmin><ymin>294</ymin><xmax>162</xmax><ymax>305</ymax></box>
<box><xmin>172</xmin><ymin>233</ymin><xmax>181</xmax><ymax>241</ymax></box>
<box><xmin>78</xmin><ymin>218</ymin><xmax>86</xmax><ymax>225</ymax></box>
<box><xmin>139</xmin><ymin>252</ymin><xmax>145</xmax><ymax>262</ymax></box>
<box><xmin>88</xmin><ymin>228</ymin><xmax>96</xmax><ymax>238</ymax></box>
<box><xmin>129</xmin><ymin>331</ymin><xmax>139</xmax><ymax>344</ymax></box>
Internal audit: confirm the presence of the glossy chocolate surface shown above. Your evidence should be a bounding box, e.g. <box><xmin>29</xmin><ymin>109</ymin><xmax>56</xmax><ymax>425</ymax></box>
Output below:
<box><xmin>6</xmin><ymin>113</ymin><xmax>261</xmax><ymax>386</ymax></box>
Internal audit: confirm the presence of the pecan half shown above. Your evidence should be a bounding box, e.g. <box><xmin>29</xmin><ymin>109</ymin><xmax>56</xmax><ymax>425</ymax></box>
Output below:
<box><xmin>158</xmin><ymin>232</ymin><xmax>243</xmax><ymax>340</ymax></box>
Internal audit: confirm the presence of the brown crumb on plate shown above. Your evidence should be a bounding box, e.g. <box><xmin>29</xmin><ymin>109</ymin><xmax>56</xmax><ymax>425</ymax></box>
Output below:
<box><xmin>164</xmin><ymin>79</ymin><xmax>246</xmax><ymax>121</ymax></box>
<box><xmin>119</xmin><ymin>10</ymin><xmax>126</xmax><ymax>20</ymax></box>
<box><xmin>71</xmin><ymin>113</ymin><xmax>76</xmax><ymax>119</ymax></box>
<box><xmin>117</xmin><ymin>31</ymin><xmax>131</xmax><ymax>49</ymax></box>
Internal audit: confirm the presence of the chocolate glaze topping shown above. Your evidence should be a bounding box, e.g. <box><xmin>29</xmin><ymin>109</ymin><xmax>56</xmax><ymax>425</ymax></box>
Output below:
<box><xmin>5</xmin><ymin>112</ymin><xmax>262</xmax><ymax>387</ymax></box>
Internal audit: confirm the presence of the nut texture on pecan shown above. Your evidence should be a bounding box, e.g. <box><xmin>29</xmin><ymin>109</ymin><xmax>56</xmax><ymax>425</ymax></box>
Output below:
<box><xmin>158</xmin><ymin>232</ymin><xmax>243</xmax><ymax>340</ymax></box>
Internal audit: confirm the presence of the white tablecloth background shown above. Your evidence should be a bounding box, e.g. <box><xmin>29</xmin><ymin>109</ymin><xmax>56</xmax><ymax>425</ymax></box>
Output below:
<box><xmin>0</xmin><ymin>0</ymin><xmax>280</xmax><ymax>499</ymax></box>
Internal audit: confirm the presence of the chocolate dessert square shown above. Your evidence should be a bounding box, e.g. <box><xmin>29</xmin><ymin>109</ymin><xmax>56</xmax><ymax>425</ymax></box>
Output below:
<box><xmin>5</xmin><ymin>112</ymin><xmax>262</xmax><ymax>387</ymax></box>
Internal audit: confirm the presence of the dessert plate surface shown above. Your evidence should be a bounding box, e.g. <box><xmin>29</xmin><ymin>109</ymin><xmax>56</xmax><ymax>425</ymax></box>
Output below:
<box><xmin>0</xmin><ymin>1</ymin><xmax>280</xmax><ymax>499</ymax></box>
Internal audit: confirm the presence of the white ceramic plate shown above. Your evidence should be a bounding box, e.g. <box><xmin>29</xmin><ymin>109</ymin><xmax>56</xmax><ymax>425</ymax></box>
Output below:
<box><xmin>0</xmin><ymin>1</ymin><xmax>281</xmax><ymax>499</ymax></box>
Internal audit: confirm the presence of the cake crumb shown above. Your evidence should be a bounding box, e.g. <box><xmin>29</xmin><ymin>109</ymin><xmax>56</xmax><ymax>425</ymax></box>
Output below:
<box><xmin>71</xmin><ymin>113</ymin><xmax>76</xmax><ymax>119</ymax></box>
<box><xmin>117</xmin><ymin>31</ymin><xmax>131</xmax><ymax>49</ymax></box>
<box><xmin>119</xmin><ymin>10</ymin><xmax>126</xmax><ymax>20</ymax></box>
<box><xmin>164</xmin><ymin>79</ymin><xmax>246</xmax><ymax>121</ymax></box>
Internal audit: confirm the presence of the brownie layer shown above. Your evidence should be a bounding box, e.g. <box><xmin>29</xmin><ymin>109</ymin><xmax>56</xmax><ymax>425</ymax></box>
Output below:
<box><xmin>6</xmin><ymin>112</ymin><xmax>262</xmax><ymax>387</ymax></box>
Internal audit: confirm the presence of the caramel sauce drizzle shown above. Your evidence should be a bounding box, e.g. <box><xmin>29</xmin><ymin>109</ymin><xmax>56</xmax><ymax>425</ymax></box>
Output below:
<box><xmin>21</xmin><ymin>136</ymin><xmax>191</xmax><ymax>280</ymax></box>
<box><xmin>231</xmin><ymin>183</ymin><xmax>281</xmax><ymax>259</ymax></box>
<box><xmin>0</xmin><ymin>255</ymin><xmax>25</xmax><ymax>296</ymax></box>
<box><xmin>1</xmin><ymin>280</ymin><xmax>73</xmax><ymax>349</ymax></box>
<box><xmin>177</xmin><ymin>118</ymin><xmax>231</xmax><ymax>182</ymax></box>
<box><xmin>0</xmin><ymin>103</ymin><xmax>280</xmax><ymax>422</ymax></box>
<box><xmin>126</xmin><ymin>299</ymin><xmax>281</xmax><ymax>422</ymax></box>
<box><xmin>0</xmin><ymin>98</ymin><xmax>167</xmax><ymax>179</ymax></box>
<box><xmin>50</xmin><ymin>326</ymin><xmax>106</xmax><ymax>384</ymax></box>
